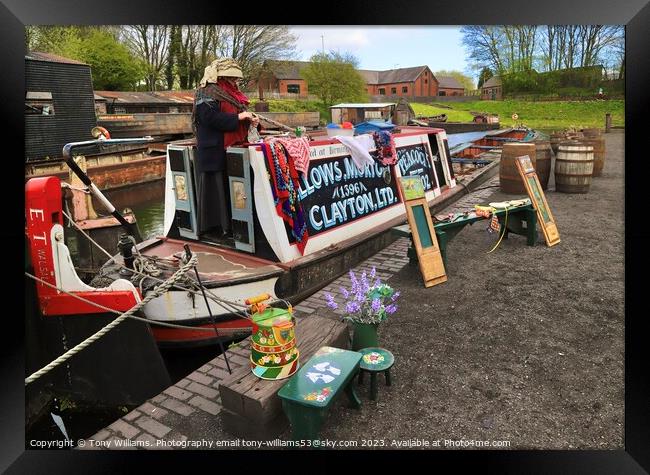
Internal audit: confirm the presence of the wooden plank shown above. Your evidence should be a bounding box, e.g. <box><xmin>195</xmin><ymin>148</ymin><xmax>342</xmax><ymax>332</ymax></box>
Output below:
<box><xmin>515</xmin><ymin>155</ymin><xmax>560</xmax><ymax>247</ymax></box>
<box><xmin>399</xmin><ymin>177</ymin><xmax>448</xmax><ymax>288</ymax></box>
<box><xmin>219</xmin><ymin>315</ymin><xmax>349</xmax><ymax>428</ymax></box>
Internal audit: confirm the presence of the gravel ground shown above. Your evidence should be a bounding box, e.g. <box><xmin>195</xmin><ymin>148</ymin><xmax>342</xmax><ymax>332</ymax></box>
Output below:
<box><xmin>310</xmin><ymin>130</ymin><xmax>624</xmax><ymax>450</ymax></box>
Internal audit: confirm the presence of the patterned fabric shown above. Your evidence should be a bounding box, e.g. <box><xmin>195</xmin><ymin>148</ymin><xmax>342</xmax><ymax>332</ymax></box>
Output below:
<box><xmin>372</xmin><ymin>131</ymin><xmax>398</xmax><ymax>166</ymax></box>
<box><xmin>275</xmin><ymin>137</ymin><xmax>311</xmax><ymax>176</ymax></box>
<box><xmin>262</xmin><ymin>140</ymin><xmax>309</xmax><ymax>255</ymax></box>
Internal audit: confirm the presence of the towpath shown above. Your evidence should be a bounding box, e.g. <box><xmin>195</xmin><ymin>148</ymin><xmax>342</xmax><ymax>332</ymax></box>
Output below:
<box><xmin>81</xmin><ymin>130</ymin><xmax>623</xmax><ymax>449</ymax></box>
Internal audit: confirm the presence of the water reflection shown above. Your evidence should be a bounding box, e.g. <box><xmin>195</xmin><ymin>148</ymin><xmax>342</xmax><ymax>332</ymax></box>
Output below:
<box><xmin>96</xmin><ymin>180</ymin><xmax>166</xmax><ymax>241</ymax></box>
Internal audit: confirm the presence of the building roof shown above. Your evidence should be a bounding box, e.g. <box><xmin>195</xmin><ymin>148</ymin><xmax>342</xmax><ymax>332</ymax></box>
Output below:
<box><xmin>263</xmin><ymin>60</ymin><xmax>312</xmax><ymax>80</ymax></box>
<box><xmin>331</xmin><ymin>103</ymin><xmax>396</xmax><ymax>109</ymax></box>
<box><xmin>437</xmin><ymin>76</ymin><xmax>464</xmax><ymax>89</ymax></box>
<box><xmin>26</xmin><ymin>51</ymin><xmax>88</xmax><ymax>66</ymax></box>
<box><xmin>482</xmin><ymin>76</ymin><xmax>502</xmax><ymax>88</ymax></box>
<box><xmin>359</xmin><ymin>66</ymin><xmax>430</xmax><ymax>85</ymax></box>
<box><xmin>94</xmin><ymin>90</ymin><xmax>194</xmax><ymax>105</ymax></box>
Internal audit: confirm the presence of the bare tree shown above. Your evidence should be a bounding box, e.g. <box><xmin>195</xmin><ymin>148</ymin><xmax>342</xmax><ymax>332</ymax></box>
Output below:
<box><xmin>220</xmin><ymin>26</ymin><xmax>298</xmax><ymax>86</ymax></box>
<box><xmin>461</xmin><ymin>26</ymin><xmax>505</xmax><ymax>74</ymax></box>
<box><xmin>120</xmin><ymin>25</ymin><xmax>170</xmax><ymax>91</ymax></box>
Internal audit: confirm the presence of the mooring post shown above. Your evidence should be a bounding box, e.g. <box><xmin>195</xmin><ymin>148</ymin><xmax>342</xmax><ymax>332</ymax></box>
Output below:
<box><xmin>605</xmin><ymin>113</ymin><xmax>612</xmax><ymax>133</ymax></box>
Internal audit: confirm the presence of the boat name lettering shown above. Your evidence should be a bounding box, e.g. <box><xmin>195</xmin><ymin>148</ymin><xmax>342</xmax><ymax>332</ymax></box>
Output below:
<box><xmin>309</xmin><ymin>188</ymin><xmax>396</xmax><ymax>232</ymax></box>
<box><xmin>397</xmin><ymin>144</ymin><xmax>435</xmax><ymax>191</ymax></box>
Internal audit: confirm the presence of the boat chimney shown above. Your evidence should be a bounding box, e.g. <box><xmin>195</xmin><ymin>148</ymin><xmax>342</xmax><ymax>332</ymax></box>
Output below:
<box><xmin>117</xmin><ymin>233</ymin><xmax>135</xmax><ymax>272</ymax></box>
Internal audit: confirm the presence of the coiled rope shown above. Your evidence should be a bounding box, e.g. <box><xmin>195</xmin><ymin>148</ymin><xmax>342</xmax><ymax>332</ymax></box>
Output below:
<box><xmin>61</xmin><ymin>210</ymin><xmax>251</xmax><ymax>319</ymax></box>
<box><xmin>25</xmin><ymin>254</ymin><xmax>197</xmax><ymax>386</ymax></box>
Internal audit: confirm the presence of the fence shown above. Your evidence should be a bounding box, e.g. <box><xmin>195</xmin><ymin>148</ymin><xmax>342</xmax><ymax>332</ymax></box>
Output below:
<box><xmin>368</xmin><ymin>94</ymin><xmax>478</xmax><ymax>104</ymax></box>
<box><xmin>244</xmin><ymin>91</ymin><xmax>319</xmax><ymax>101</ymax></box>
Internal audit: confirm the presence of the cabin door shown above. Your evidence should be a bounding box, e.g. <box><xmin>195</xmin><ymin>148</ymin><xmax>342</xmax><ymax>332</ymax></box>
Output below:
<box><xmin>168</xmin><ymin>145</ymin><xmax>199</xmax><ymax>240</ymax></box>
<box><xmin>227</xmin><ymin>148</ymin><xmax>255</xmax><ymax>253</ymax></box>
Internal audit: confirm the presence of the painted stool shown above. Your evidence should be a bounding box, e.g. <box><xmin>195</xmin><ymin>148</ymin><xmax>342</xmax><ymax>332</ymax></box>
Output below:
<box><xmin>357</xmin><ymin>347</ymin><xmax>395</xmax><ymax>401</ymax></box>
<box><xmin>278</xmin><ymin>346</ymin><xmax>362</xmax><ymax>443</ymax></box>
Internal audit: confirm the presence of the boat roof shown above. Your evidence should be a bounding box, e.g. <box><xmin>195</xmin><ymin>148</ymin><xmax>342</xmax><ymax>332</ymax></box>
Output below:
<box><xmin>330</xmin><ymin>103</ymin><xmax>396</xmax><ymax>109</ymax></box>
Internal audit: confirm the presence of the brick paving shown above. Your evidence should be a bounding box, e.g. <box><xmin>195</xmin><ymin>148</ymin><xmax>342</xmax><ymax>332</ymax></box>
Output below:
<box><xmin>80</xmin><ymin>164</ymin><xmax>499</xmax><ymax>450</ymax></box>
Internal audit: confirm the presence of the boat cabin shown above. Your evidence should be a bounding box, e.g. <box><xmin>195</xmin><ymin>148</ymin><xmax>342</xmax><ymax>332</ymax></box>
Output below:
<box><xmin>163</xmin><ymin>127</ymin><xmax>456</xmax><ymax>265</ymax></box>
<box><xmin>329</xmin><ymin>103</ymin><xmax>396</xmax><ymax>126</ymax></box>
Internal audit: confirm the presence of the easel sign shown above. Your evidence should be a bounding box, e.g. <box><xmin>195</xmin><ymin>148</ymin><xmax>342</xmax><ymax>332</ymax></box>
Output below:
<box><xmin>398</xmin><ymin>177</ymin><xmax>447</xmax><ymax>287</ymax></box>
<box><xmin>515</xmin><ymin>155</ymin><xmax>560</xmax><ymax>246</ymax></box>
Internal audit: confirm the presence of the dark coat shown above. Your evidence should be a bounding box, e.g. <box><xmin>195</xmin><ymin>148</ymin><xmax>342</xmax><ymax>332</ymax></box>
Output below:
<box><xmin>194</xmin><ymin>100</ymin><xmax>239</xmax><ymax>174</ymax></box>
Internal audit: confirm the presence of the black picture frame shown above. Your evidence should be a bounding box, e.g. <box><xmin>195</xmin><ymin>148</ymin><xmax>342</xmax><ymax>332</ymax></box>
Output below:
<box><xmin>3</xmin><ymin>1</ymin><xmax>648</xmax><ymax>472</ymax></box>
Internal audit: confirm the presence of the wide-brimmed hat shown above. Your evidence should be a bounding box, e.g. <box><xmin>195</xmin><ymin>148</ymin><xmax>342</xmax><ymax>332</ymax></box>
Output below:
<box><xmin>199</xmin><ymin>58</ymin><xmax>243</xmax><ymax>87</ymax></box>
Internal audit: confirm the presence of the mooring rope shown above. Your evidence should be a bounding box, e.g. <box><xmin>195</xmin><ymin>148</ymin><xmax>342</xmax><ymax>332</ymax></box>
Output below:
<box><xmin>24</xmin><ymin>254</ymin><xmax>198</xmax><ymax>386</ymax></box>
<box><xmin>61</xmin><ymin>209</ymin><xmax>251</xmax><ymax>318</ymax></box>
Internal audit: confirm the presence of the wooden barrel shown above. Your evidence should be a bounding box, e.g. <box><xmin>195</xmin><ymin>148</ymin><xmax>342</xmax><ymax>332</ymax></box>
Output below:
<box><xmin>555</xmin><ymin>141</ymin><xmax>594</xmax><ymax>193</ymax></box>
<box><xmin>580</xmin><ymin>136</ymin><xmax>606</xmax><ymax>177</ymax></box>
<box><xmin>534</xmin><ymin>140</ymin><xmax>553</xmax><ymax>190</ymax></box>
<box><xmin>550</xmin><ymin>132</ymin><xmax>566</xmax><ymax>155</ymax></box>
<box><xmin>582</xmin><ymin>128</ymin><xmax>601</xmax><ymax>138</ymax></box>
<box><xmin>499</xmin><ymin>142</ymin><xmax>537</xmax><ymax>194</ymax></box>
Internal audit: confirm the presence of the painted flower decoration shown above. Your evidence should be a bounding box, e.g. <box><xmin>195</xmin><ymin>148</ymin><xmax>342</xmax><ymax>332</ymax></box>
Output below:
<box><xmin>324</xmin><ymin>267</ymin><xmax>400</xmax><ymax>324</ymax></box>
<box><xmin>363</xmin><ymin>352</ymin><xmax>385</xmax><ymax>365</ymax></box>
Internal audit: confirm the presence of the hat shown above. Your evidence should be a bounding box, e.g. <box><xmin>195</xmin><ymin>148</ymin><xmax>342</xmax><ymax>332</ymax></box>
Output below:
<box><xmin>200</xmin><ymin>58</ymin><xmax>243</xmax><ymax>87</ymax></box>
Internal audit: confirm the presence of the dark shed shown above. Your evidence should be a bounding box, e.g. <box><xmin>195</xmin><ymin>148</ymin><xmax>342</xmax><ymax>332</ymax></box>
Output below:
<box><xmin>25</xmin><ymin>52</ymin><xmax>97</xmax><ymax>161</ymax></box>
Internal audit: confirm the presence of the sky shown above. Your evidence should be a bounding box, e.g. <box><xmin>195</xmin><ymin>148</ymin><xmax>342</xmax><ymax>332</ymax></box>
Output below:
<box><xmin>289</xmin><ymin>26</ymin><xmax>471</xmax><ymax>76</ymax></box>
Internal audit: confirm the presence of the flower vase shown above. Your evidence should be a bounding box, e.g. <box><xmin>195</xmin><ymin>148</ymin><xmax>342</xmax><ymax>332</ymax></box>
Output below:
<box><xmin>351</xmin><ymin>322</ymin><xmax>379</xmax><ymax>351</ymax></box>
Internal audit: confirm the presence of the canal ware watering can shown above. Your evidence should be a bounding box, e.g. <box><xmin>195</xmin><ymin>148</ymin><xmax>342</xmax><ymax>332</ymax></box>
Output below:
<box><xmin>246</xmin><ymin>294</ymin><xmax>300</xmax><ymax>380</ymax></box>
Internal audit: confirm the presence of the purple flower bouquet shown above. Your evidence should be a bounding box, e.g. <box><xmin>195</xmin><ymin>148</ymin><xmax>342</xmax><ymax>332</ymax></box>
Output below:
<box><xmin>324</xmin><ymin>267</ymin><xmax>400</xmax><ymax>324</ymax></box>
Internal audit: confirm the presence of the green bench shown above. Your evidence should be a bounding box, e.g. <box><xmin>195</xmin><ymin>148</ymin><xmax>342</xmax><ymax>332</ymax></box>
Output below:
<box><xmin>278</xmin><ymin>346</ymin><xmax>362</xmax><ymax>443</ymax></box>
<box><xmin>393</xmin><ymin>203</ymin><xmax>537</xmax><ymax>267</ymax></box>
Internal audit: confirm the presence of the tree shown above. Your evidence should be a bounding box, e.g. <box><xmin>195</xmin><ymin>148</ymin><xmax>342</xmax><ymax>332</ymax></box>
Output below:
<box><xmin>26</xmin><ymin>26</ymin><xmax>144</xmax><ymax>90</ymax></box>
<box><xmin>435</xmin><ymin>69</ymin><xmax>475</xmax><ymax>91</ymax></box>
<box><xmin>477</xmin><ymin>67</ymin><xmax>493</xmax><ymax>89</ymax></box>
<box><xmin>219</xmin><ymin>26</ymin><xmax>298</xmax><ymax>86</ymax></box>
<box><xmin>300</xmin><ymin>52</ymin><xmax>367</xmax><ymax>108</ymax></box>
<box><xmin>120</xmin><ymin>25</ymin><xmax>170</xmax><ymax>91</ymax></box>
<box><xmin>74</xmin><ymin>30</ymin><xmax>144</xmax><ymax>90</ymax></box>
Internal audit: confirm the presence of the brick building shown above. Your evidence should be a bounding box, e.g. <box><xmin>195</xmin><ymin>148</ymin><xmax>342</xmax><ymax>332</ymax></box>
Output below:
<box><xmin>437</xmin><ymin>76</ymin><xmax>465</xmax><ymax>96</ymax></box>
<box><xmin>481</xmin><ymin>76</ymin><xmax>503</xmax><ymax>100</ymax></box>
<box><xmin>255</xmin><ymin>60</ymin><xmax>311</xmax><ymax>98</ymax></box>
<box><xmin>360</xmin><ymin>66</ymin><xmax>438</xmax><ymax>98</ymax></box>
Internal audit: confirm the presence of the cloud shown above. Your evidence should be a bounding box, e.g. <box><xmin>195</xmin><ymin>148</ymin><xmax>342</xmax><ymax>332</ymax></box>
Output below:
<box><xmin>291</xmin><ymin>27</ymin><xmax>371</xmax><ymax>54</ymax></box>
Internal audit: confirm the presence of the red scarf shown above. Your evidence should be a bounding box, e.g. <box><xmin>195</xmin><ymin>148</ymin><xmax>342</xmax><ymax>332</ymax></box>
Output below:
<box><xmin>216</xmin><ymin>79</ymin><xmax>251</xmax><ymax>148</ymax></box>
<box><xmin>217</xmin><ymin>78</ymin><xmax>250</xmax><ymax>106</ymax></box>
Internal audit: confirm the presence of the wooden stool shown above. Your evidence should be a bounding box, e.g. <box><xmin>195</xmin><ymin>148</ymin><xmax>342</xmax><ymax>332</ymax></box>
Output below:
<box><xmin>278</xmin><ymin>346</ymin><xmax>362</xmax><ymax>443</ymax></box>
<box><xmin>357</xmin><ymin>347</ymin><xmax>395</xmax><ymax>401</ymax></box>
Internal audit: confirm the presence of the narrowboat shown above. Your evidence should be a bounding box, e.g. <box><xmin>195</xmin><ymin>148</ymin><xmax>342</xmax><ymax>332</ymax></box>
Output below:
<box><xmin>26</xmin><ymin>126</ymin><xmax>461</xmax><ymax>348</ymax></box>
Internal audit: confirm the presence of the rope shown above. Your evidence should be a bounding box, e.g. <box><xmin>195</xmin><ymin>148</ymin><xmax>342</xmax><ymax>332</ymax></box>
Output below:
<box><xmin>487</xmin><ymin>206</ymin><xmax>508</xmax><ymax>254</ymax></box>
<box><xmin>60</xmin><ymin>209</ymin><xmax>251</xmax><ymax>317</ymax></box>
<box><xmin>24</xmin><ymin>254</ymin><xmax>198</xmax><ymax>386</ymax></box>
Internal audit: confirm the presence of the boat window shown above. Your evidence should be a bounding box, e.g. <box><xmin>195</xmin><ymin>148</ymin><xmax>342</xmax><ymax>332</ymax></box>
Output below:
<box><xmin>25</xmin><ymin>91</ymin><xmax>54</xmax><ymax>116</ymax></box>
<box><xmin>287</xmin><ymin>84</ymin><xmax>300</xmax><ymax>94</ymax></box>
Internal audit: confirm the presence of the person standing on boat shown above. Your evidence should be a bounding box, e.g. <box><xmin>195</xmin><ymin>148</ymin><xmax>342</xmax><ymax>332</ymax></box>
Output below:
<box><xmin>192</xmin><ymin>58</ymin><xmax>259</xmax><ymax>238</ymax></box>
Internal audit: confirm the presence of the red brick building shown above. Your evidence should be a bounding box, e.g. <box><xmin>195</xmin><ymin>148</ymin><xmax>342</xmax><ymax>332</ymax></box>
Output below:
<box><xmin>436</xmin><ymin>76</ymin><xmax>465</xmax><ymax>96</ymax></box>
<box><xmin>481</xmin><ymin>76</ymin><xmax>503</xmax><ymax>100</ymax></box>
<box><xmin>254</xmin><ymin>60</ymin><xmax>311</xmax><ymax>98</ymax></box>
<box><xmin>360</xmin><ymin>66</ymin><xmax>439</xmax><ymax>98</ymax></box>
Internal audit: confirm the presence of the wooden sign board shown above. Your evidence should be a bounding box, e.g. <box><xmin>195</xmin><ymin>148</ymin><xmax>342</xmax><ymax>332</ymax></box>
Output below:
<box><xmin>515</xmin><ymin>155</ymin><xmax>560</xmax><ymax>246</ymax></box>
<box><xmin>398</xmin><ymin>178</ymin><xmax>447</xmax><ymax>287</ymax></box>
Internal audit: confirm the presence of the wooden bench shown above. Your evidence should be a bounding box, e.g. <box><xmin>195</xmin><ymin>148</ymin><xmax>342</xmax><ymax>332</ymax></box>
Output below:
<box><xmin>218</xmin><ymin>315</ymin><xmax>349</xmax><ymax>440</ymax></box>
<box><xmin>392</xmin><ymin>203</ymin><xmax>537</xmax><ymax>267</ymax></box>
<box><xmin>278</xmin><ymin>346</ymin><xmax>362</xmax><ymax>442</ymax></box>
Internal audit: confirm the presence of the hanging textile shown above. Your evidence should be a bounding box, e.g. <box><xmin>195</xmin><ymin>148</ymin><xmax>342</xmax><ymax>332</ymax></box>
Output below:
<box><xmin>372</xmin><ymin>131</ymin><xmax>398</xmax><ymax>166</ymax></box>
<box><xmin>262</xmin><ymin>140</ymin><xmax>309</xmax><ymax>255</ymax></box>
<box><xmin>274</xmin><ymin>137</ymin><xmax>311</xmax><ymax>176</ymax></box>
<box><xmin>334</xmin><ymin>135</ymin><xmax>375</xmax><ymax>171</ymax></box>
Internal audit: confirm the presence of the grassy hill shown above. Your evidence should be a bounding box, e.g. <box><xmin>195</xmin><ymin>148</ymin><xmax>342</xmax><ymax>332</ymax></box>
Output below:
<box><xmin>251</xmin><ymin>98</ymin><xmax>624</xmax><ymax>131</ymax></box>
<box><xmin>412</xmin><ymin>100</ymin><xmax>624</xmax><ymax>131</ymax></box>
